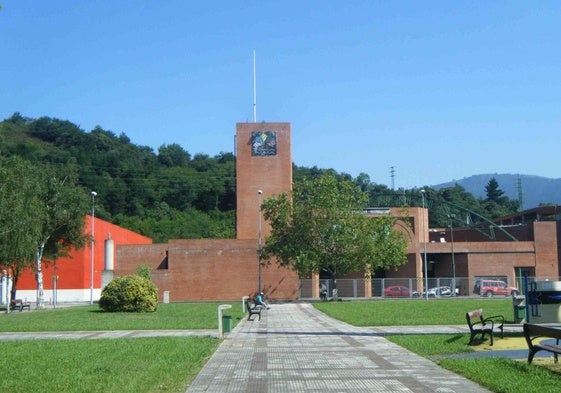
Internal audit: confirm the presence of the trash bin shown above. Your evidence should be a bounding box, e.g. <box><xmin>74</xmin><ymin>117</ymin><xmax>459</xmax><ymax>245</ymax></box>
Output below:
<box><xmin>512</xmin><ymin>295</ymin><xmax>526</xmax><ymax>323</ymax></box>
<box><xmin>222</xmin><ymin>315</ymin><xmax>232</xmax><ymax>333</ymax></box>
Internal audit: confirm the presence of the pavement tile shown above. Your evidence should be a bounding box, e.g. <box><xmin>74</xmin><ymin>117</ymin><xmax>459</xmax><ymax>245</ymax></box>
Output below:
<box><xmin>186</xmin><ymin>303</ymin><xmax>493</xmax><ymax>392</ymax></box>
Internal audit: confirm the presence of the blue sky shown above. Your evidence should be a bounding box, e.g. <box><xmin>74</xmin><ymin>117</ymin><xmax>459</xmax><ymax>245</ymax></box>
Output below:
<box><xmin>1</xmin><ymin>1</ymin><xmax>560</xmax><ymax>189</ymax></box>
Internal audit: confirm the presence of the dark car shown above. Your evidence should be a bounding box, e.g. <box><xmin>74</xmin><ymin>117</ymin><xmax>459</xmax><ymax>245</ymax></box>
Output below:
<box><xmin>384</xmin><ymin>286</ymin><xmax>420</xmax><ymax>298</ymax></box>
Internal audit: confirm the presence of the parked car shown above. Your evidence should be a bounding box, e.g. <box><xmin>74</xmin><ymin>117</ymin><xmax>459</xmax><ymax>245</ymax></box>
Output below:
<box><xmin>423</xmin><ymin>286</ymin><xmax>453</xmax><ymax>297</ymax></box>
<box><xmin>384</xmin><ymin>286</ymin><xmax>420</xmax><ymax>298</ymax></box>
<box><xmin>473</xmin><ymin>279</ymin><xmax>519</xmax><ymax>297</ymax></box>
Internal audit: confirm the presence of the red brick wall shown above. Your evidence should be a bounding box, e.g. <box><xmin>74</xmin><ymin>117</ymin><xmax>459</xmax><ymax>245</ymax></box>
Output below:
<box><xmin>116</xmin><ymin>239</ymin><xmax>299</xmax><ymax>301</ymax></box>
<box><xmin>114</xmin><ymin>122</ymin><xmax>298</xmax><ymax>302</ymax></box>
<box><xmin>534</xmin><ymin>221</ymin><xmax>559</xmax><ymax>278</ymax></box>
<box><xmin>236</xmin><ymin>123</ymin><xmax>292</xmax><ymax>239</ymax></box>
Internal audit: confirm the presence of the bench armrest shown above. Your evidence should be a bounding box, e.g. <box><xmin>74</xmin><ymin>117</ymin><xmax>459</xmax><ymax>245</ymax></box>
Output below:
<box><xmin>483</xmin><ymin>314</ymin><xmax>504</xmax><ymax>324</ymax></box>
<box><xmin>473</xmin><ymin>319</ymin><xmax>494</xmax><ymax>329</ymax></box>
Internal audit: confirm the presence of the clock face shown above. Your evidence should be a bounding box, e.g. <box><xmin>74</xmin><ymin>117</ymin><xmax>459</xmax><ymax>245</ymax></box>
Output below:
<box><xmin>251</xmin><ymin>131</ymin><xmax>277</xmax><ymax>156</ymax></box>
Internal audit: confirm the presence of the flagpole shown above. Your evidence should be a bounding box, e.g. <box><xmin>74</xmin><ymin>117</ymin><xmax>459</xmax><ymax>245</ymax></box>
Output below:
<box><xmin>253</xmin><ymin>50</ymin><xmax>257</xmax><ymax>123</ymax></box>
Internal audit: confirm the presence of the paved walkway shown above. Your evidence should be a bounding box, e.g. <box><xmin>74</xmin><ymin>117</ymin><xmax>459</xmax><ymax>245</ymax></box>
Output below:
<box><xmin>186</xmin><ymin>303</ymin><xmax>496</xmax><ymax>393</ymax></box>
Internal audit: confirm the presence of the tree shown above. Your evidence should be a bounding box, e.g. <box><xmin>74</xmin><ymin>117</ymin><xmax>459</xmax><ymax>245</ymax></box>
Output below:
<box><xmin>482</xmin><ymin>178</ymin><xmax>519</xmax><ymax>218</ymax></box>
<box><xmin>157</xmin><ymin>143</ymin><xmax>190</xmax><ymax>167</ymax></box>
<box><xmin>485</xmin><ymin>178</ymin><xmax>504</xmax><ymax>202</ymax></box>
<box><xmin>261</xmin><ymin>172</ymin><xmax>408</xmax><ymax>282</ymax></box>
<box><xmin>33</xmin><ymin>164</ymin><xmax>90</xmax><ymax>308</ymax></box>
<box><xmin>0</xmin><ymin>157</ymin><xmax>43</xmax><ymax>304</ymax></box>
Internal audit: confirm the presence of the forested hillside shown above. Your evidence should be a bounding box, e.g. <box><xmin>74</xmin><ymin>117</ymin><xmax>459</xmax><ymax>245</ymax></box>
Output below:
<box><xmin>0</xmin><ymin>113</ymin><xmax>523</xmax><ymax>242</ymax></box>
<box><xmin>433</xmin><ymin>174</ymin><xmax>561</xmax><ymax>210</ymax></box>
<box><xmin>0</xmin><ymin>113</ymin><xmax>236</xmax><ymax>242</ymax></box>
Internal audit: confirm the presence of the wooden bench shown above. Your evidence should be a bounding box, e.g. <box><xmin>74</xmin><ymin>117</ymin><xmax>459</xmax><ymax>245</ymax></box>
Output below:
<box><xmin>11</xmin><ymin>299</ymin><xmax>31</xmax><ymax>312</ymax></box>
<box><xmin>523</xmin><ymin>323</ymin><xmax>561</xmax><ymax>364</ymax></box>
<box><xmin>466</xmin><ymin>308</ymin><xmax>504</xmax><ymax>346</ymax></box>
<box><xmin>245</xmin><ymin>301</ymin><xmax>262</xmax><ymax>321</ymax></box>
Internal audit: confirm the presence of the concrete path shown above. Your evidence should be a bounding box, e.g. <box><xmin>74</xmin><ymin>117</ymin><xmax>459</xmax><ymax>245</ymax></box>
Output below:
<box><xmin>0</xmin><ymin>329</ymin><xmax>218</xmax><ymax>340</ymax></box>
<box><xmin>186</xmin><ymin>303</ymin><xmax>493</xmax><ymax>393</ymax></box>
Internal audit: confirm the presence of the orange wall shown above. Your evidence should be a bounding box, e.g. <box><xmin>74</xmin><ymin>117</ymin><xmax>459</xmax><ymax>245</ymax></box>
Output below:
<box><xmin>16</xmin><ymin>216</ymin><xmax>152</xmax><ymax>291</ymax></box>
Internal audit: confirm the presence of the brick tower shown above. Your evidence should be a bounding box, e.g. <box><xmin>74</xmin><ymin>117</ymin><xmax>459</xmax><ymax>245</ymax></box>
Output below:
<box><xmin>236</xmin><ymin>123</ymin><xmax>292</xmax><ymax>239</ymax></box>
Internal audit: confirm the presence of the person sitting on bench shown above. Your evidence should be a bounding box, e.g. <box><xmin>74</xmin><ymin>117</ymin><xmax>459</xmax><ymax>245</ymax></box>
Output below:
<box><xmin>320</xmin><ymin>283</ymin><xmax>328</xmax><ymax>301</ymax></box>
<box><xmin>255</xmin><ymin>292</ymin><xmax>270</xmax><ymax>309</ymax></box>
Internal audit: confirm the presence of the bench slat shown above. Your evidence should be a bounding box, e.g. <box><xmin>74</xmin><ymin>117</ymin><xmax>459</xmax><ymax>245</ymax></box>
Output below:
<box><xmin>466</xmin><ymin>309</ymin><xmax>504</xmax><ymax>346</ymax></box>
<box><xmin>10</xmin><ymin>299</ymin><xmax>31</xmax><ymax>312</ymax></box>
<box><xmin>524</xmin><ymin>323</ymin><xmax>561</xmax><ymax>364</ymax></box>
<box><xmin>245</xmin><ymin>301</ymin><xmax>262</xmax><ymax>321</ymax></box>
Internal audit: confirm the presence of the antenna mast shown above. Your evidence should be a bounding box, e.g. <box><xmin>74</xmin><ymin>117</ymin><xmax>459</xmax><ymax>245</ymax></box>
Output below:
<box><xmin>253</xmin><ymin>50</ymin><xmax>257</xmax><ymax>122</ymax></box>
<box><xmin>516</xmin><ymin>176</ymin><xmax>524</xmax><ymax>211</ymax></box>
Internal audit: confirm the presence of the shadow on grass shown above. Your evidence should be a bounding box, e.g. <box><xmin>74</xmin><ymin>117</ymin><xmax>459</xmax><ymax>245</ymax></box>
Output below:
<box><xmin>445</xmin><ymin>334</ymin><xmax>466</xmax><ymax>344</ymax></box>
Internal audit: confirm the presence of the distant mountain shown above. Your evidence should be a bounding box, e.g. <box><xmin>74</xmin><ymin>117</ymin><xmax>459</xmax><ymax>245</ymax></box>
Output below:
<box><xmin>432</xmin><ymin>174</ymin><xmax>561</xmax><ymax>210</ymax></box>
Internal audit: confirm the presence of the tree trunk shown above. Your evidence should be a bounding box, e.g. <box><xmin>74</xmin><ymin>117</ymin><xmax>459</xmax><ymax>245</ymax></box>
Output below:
<box><xmin>36</xmin><ymin>242</ymin><xmax>45</xmax><ymax>309</ymax></box>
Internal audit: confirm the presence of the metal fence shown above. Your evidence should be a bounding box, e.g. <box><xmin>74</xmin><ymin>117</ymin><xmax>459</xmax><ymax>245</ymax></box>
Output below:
<box><xmin>299</xmin><ymin>276</ymin><xmax>555</xmax><ymax>299</ymax></box>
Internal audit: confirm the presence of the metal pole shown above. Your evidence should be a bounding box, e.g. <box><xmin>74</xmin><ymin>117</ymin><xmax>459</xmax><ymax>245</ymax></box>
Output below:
<box><xmin>90</xmin><ymin>191</ymin><xmax>97</xmax><ymax>305</ymax></box>
<box><xmin>258</xmin><ymin>190</ymin><xmax>263</xmax><ymax>293</ymax></box>
<box><xmin>421</xmin><ymin>190</ymin><xmax>428</xmax><ymax>300</ymax></box>
<box><xmin>448</xmin><ymin>214</ymin><xmax>456</xmax><ymax>296</ymax></box>
<box><xmin>253</xmin><ymin>50</ymin><xmax>257</xmax><ymax>123</ymax></box>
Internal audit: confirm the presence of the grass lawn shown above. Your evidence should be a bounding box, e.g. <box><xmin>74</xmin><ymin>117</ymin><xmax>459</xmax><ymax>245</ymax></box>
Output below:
<box><xmin>3</xmin><ymin>299</ymin><xmax>560</xmax><ymax>393</ymax></box>
<box><xmin>0</xmin><ymin>302</ymin><xmax>244</xmax><ymax>393</ymax></box>
<box><xmin>313</xmin><ymin>297</ymin><xmax>514</xmax><ymax>325</ymax></box>
<box><xmin>0</xmin><ymin>302</ymin><xmax>245</xmax><ymax>331</ymax></box>
<box><xmin>313</xmin><ymin>299</ymin><xmax>561</xmax><ymax>393</ymax></box>
<box><xmin>0</xmin><ymin>337</ymin><xmax>220</xmax><ymax>393</ymax></box>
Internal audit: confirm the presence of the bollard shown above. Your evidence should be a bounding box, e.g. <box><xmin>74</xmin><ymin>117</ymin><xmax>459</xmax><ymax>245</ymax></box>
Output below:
<box><xmin>218</xmin><ymin>304</ymin><xmax>233</xmax><ymax>339</ymax></box>
<box><xmin>242</xmin><ymin>296</ymin><xmax>249</xmax><ymax>313</ymax></box>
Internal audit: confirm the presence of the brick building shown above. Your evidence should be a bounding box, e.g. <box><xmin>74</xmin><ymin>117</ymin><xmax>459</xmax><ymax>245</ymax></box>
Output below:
<box><xmin>114</xmin><ymin>122</ymin><xmax>300</xmax><ymax>302</ymax></box>
<box><xmin>112</xmin><ymin>122</ymin><xmax>561</xmax><ymax>301</ymax></box>
<box><xmin>7</xmin><ymin>121</ymin><xmax>560</xmax><ymax>303</ymax></box>
<box><xmin>376</xmin><ymin>205</ymin><xmax>561</xmax><ymax>296</ymax></box>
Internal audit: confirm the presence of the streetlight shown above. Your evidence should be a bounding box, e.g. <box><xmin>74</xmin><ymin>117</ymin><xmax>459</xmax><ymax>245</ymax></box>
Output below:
<box><xmin>90</xmin><ymin>191</ymin><xmax>97</xmax><ymax>305</ymax></box>
<box><xmin>448</xmin><ymin>214</ymin><xmax>456</xmax><ymax>296</ymax></box>
<box><xmin>421</xmin><ymin>190</ymin><xmax>428</xmax><ymax>300</ymax></box>
<box><xmin>257</xmin><ymin>190</ymin><xmax>263</xmax><ymax>293</ymax></box>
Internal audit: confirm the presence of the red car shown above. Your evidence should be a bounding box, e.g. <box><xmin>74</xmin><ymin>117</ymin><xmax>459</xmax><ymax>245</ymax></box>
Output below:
<box><xmin>384</xmin><ymin>286</ymin><xmax>419</xmax><ymax>297</ymax></box>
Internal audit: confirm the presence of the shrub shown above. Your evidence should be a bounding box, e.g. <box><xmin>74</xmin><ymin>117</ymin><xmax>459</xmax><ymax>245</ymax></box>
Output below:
<box><xmin>136</xmin><ymin>264</ymin><xmax>152</xmax><ymax>280</ymax></box>
<box><xmin>99</xmin><ymin>275</ymin><xmax>158</xmax><ymax>312</ymax></box>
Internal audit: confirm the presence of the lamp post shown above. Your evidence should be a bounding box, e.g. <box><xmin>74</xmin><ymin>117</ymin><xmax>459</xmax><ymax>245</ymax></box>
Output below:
<box><xmin>90</xmin><ymin>191</ymin><xmax>97</xmax><ymax>305</ymax></box>
<box><xmin>257</xmin><ymin>190</ymin><xmax>263</xmax><ymax>293</ymax></box>
<box><xmin>421</xmin><ymin>190</ymin><xmax>428</xmax><ymax>300</ymax></box>
<box><xmin>448</xmin><ymin>213</ymin><xmax>456</xmax><ymax>296</ymax></box>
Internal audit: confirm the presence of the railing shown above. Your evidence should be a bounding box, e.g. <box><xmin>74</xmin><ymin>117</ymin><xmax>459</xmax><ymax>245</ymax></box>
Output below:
<box><xmin>299</xmin><ymin>276</ymin><xmax>558</xmax><ymax>299</ymax></box>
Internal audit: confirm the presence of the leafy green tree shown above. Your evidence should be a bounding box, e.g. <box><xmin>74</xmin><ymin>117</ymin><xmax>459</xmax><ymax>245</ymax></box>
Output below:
<box><xmin>261</xmin><ymin>172</ymin><xmax>408</xmax><ymax>282</ymax></box>
<box><xmin>136</xmin><ymin>264</ymin><xmax>152</xmax><ymax>280</ymax></box>
<box><xmin>0</xmin><ymin>157</ymin><xmax>43</xmax><ymax>301</ymax></box>
<box><xmin>430</xmin><ymin>185</ymin><xmax>484</xmax><ymax>227</ymax></box>
<box><xmin>0</xmin><ymin>158</ymin><xmax>89</xmax><ymax>305</ymax></box>
<box><xmin>157</xmin><ymin>143</ymin><xmax>191</xmax><ymax>167</ymax></box>
<box><xmin>354</xmin><ymin>172</ymin><xmax>373</xmax><ymax>193</ymax></box>
<box><xmin>33</xmin><ymin>164</ymin><xmax>90</xmax><ymax>308</ymax></box>
<box><xmin>156</xmin><ymin>167</ymin><xmax>199</xmax><ymax>211</ymax></box>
